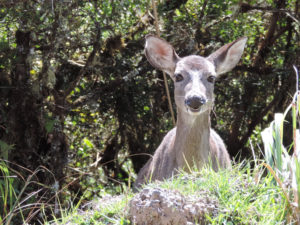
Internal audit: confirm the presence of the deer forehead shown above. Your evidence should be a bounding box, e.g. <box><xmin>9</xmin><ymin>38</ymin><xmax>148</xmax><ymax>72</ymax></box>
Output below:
<box><xmin>175</xmin><ymin>56</ymin><xmax>216</xmax><ymax>76</ymax></box>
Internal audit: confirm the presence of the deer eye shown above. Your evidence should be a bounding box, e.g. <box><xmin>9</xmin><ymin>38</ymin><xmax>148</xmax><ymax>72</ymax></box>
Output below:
<box><xmin>207</xmin><ymin>75</ymin><xmax>216</xmax><ymax>83</ymax></box>
<box><xmin>175</xmin><ymin>73</ymin><xmax>184</xmax><ymax>82</ymax></box>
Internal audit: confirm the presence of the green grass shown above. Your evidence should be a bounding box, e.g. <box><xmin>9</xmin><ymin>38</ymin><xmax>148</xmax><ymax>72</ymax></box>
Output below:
<box><xmin>46</xmin><ymin>192</ymin><xmax>132</xmax><ymax>225</ymax></box>
<box><xmin>260</xmin><ymin>82</ymin><xmax>300</xmax><ymax>223</ymax></box>
<box><xmin>148</xmin><ymin>164</ymin><xmax>287</xmax><ymax>225</ymax></box>
<box><xmin>0</xmin><ymin>160</ymin><xmax>293</xmax><ymax>224</ymax></box>
<box><xmin>47</xmin><ymin>163</ymin><xmax>290</xmax><ymax>225</ymax></box>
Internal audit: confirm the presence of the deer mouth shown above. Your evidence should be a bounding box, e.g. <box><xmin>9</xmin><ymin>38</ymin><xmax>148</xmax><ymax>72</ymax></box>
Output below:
<box><xmin>185</xmin><ymin>105</ymin><xmax>204</xmax><ymax>115</ymax></box>
<box><xmin>188</xmin><ymin>107</ymin><xmax>201</xmax><ymax>113</ymax></box>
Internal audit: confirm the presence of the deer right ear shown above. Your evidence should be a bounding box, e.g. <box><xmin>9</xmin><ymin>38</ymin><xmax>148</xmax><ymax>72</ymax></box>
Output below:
<box><xmin>145</xmin><ymin>35</ymin><xmax>180</xmax><ymax>75</ymax></box>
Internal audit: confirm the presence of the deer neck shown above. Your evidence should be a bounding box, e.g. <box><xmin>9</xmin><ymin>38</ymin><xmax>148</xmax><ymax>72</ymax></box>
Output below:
<box><xmin>174</xmin><ymin>109</ymin><xmax>211</xmax><ymax>169</ymax></box>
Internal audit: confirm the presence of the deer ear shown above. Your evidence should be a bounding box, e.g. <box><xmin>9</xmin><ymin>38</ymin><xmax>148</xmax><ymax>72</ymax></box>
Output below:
<box><xmin>207</xmin><ymin>37</ymin><xmax>247</xmax><ymax>75</ymax></box>
<box><xmin>145</xmin><ymin>35</ymin><xmax>180</xmax><ymax>75</ymax></box>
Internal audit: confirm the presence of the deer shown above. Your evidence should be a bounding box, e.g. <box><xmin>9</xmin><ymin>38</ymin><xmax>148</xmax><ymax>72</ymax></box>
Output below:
<box><xmin>134</xmin><ymin>35</ymin><xmax>247</xmax><ymax>188</ymax></box>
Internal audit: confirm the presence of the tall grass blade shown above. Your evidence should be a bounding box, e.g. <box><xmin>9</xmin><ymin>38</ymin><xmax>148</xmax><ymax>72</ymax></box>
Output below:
<box><xmin>261</xmin><ymin>126</ymin><xmax>274</xmax><ymax>167</ymax></box>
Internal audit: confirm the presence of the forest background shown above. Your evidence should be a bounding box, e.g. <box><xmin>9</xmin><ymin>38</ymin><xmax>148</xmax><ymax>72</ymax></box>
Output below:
<box><xmin>0</xmin><ymin>0</ymin><xmax>299</xmax><ymax>223</ymax></box>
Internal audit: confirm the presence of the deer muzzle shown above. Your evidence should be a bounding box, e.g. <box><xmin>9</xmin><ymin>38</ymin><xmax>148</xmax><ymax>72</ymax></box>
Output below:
<box><xmin>185</xmin><ymin>96</ymin><xmax>206</xmax><ymax>112</ymax></box>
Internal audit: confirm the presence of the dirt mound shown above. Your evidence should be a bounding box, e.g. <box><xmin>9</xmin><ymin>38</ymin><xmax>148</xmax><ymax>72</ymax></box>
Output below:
<box><xmin>130</xmin><ymin>187</ymin><xmax>218</xmax><ymax>225</ymax></box>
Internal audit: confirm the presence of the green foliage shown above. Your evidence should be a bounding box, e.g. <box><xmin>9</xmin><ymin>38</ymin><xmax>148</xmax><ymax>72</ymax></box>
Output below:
<box><xmin>0</xmin><ymin>161</ymin><xmax>25</xmax><ymax>225</ymax></box>
<box><xmin>261</xmin><ymin>87</ymin><xmax>300</xmax><ymax>222</ymax></box>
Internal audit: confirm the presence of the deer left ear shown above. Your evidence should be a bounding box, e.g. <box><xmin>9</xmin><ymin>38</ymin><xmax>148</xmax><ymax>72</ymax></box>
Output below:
<box><xmin>207</xmin><ymin>37</ymin><xmax>247</xmax><ymax>75</ymax></box>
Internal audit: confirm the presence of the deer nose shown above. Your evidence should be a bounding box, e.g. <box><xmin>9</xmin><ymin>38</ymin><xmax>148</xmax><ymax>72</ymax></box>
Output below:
<box><xmin>185</xmin><ymin>96</ymin><xmax>206</xmax><ymax>110</ymax></box>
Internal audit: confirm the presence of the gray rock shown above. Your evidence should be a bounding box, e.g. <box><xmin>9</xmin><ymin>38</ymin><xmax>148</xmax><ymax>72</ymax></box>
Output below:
<box><xmin>129</xmin><ymin>187</ymin><xmax>218</xmax><ymax>225</ymax></box>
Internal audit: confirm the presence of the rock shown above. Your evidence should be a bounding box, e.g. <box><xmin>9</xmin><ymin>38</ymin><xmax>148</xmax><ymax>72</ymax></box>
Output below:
<box><xmin>129</xmin><ymin>187</ymin><xmax>218</xmax><ymax>225</ymax></box>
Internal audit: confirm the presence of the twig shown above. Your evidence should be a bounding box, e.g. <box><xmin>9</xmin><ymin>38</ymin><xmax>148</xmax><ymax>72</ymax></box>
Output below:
<box><xmin>151</xmin><ymin>0</ymin><xmax>176</xmax><ymax>126</ymax></box>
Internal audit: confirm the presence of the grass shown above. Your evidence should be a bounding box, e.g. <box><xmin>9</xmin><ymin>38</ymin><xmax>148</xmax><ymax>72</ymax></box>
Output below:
<box><xmin>261</xmin><ymin>91</ymin><xmax>300</xmax><ymax>223</ymax></box>
<box><xmin>0</xmin><ymin>161</ymin><xmax>26</xmax><ymax>225</ymax></box>
<box><xmin>260</xmin><ymin>67</ymin><xmax>300</xmax><ymax>223</ymax></box>
<box><xmin>149</xmin><ymin>164</ymin><xmax>287</xmax><ymax>225</ymax></box>
<box><xmin>43</xmin><ymin>163</ymin><xmax>290</xmax><ymax>225</ymax></box>
<box><xmin>0</xmin><ymin>158</ymin><xmax>295</xmax><ymax>225</ymax></box>
<box><xmin>46</xmin><ymin>192</ymin><xmax>132</xmax><ymax>225</ymax></box>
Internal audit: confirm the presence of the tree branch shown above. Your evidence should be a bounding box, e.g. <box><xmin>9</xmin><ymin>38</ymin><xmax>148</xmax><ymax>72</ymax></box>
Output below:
<box><xmin>252</xmin><ymin>0</ymin><xmax>286</xmax><ymax>67</ymax></box>
<box><xmin>65</xmin><ymin>22</ymin><xmax>102</xmax><ymax>97</ymax></box>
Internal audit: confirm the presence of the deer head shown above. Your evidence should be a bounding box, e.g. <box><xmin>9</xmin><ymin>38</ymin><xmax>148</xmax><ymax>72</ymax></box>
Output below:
<box><xmin>145</xmin><ymin>35</ymin><xmax>247</xmax><ymax>117</ymax></box>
